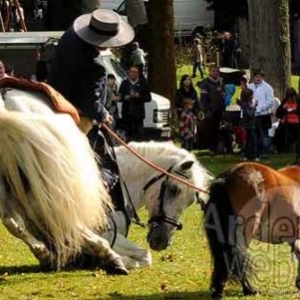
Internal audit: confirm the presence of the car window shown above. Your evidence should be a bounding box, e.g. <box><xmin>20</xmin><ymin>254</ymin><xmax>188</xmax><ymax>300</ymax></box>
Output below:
<box><xmin>110</xmin><ymin>58</ymin><xmax>127</xmax><ymax>80</ymax></box>
<box><xmin>101</xmin><ymin>55</ymin><xmax>128</xmax><ymax>86</ymax></box>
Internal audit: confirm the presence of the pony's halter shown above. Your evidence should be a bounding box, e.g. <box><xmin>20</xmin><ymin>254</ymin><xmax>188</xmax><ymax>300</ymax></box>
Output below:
<box><xmin>143</xmin><ymin>167</ymin><xmax>187</xmax><ymax>231</ymax></box>
<box><xmin>147</xmin><ymin>178</ymin><xmax>183</xmax><ymax>231</ymax></box>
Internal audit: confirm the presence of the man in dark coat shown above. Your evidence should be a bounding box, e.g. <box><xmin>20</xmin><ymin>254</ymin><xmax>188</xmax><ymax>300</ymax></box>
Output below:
<box><xmin>118</xmin><ymin>65</ymin><xmax>151</xmax><ymax>141</ymax></box>
<box><xmin>198</xmin><ymin>65</ymin><xmax>225</xmax><ymax>153</ymax></box>
<box><xmin>48</xmin><ymin>9</ymin><xmax>135</xmax><ymax>231</ymax></box>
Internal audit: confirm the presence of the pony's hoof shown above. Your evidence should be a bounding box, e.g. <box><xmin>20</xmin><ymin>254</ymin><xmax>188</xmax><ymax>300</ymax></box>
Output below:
<box><xmin>105</xmin><ymin>257</ymin><xmax>129</xmax><ymax>276</ymax></box>
<box><xmin>105</xmin><ymin>265</ymin><xmax>129</xmax><ymax>275</ymax></box>
<box><xmin>243</xmin><ymin>287</ymin><xmax>259</xmax><ymax>296</ymax></box>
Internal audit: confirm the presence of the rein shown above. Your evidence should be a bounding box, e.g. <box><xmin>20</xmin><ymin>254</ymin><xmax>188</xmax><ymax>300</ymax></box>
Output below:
<box><xmin>102</xmin><ymin>124</ymin><xmax>209</xmax><ymax>195</ymax></box>
<box><xmin>102</xmin><ymin>124</ymin><xmax>208</xmax><ymax>230</ymax></box>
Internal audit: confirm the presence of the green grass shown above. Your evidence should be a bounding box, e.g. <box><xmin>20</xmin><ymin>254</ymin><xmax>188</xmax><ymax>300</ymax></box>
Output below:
<box><xmin>0</xmin><ymin>153</ymin><xmax>299</xmax><ymax>299</ymax></box>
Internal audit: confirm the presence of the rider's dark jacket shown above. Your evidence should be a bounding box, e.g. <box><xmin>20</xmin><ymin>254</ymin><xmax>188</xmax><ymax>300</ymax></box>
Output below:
<box><xmin>48</xmin><ymin>27</ymin><xmax>108</xmax><ymax>122</ymax></box>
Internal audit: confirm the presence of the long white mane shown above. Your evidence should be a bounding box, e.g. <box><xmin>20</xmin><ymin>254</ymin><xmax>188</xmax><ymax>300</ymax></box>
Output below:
<box><xmin>0</xmin><ymin>111</ymin><xmax>111</xmax><ymax>267</ymax></box>
<box><xmin>115</xmin><ymin>141</ymin><xmax>212</xmax><ymax>211</ymax></box>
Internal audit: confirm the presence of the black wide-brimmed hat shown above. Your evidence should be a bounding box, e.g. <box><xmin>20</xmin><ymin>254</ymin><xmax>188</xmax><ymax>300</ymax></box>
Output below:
<box><xmin>73</xmin><ymin>9</ymin><xmax>135</xmax><ymax>48</ymax></box>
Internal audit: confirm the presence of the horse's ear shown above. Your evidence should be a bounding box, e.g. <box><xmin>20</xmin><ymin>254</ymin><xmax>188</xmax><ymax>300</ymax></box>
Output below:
<box><xmin>180</xmin><ymin>160</ymin><xmax>194</xmax><ymax>171</ymax></box>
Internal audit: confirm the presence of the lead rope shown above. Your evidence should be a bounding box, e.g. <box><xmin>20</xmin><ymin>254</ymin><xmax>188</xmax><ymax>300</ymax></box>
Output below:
<box><xmin>100</xmin><ymin>126</ymin><xmax>146</xmax><ymax>228</ymax></box>
<box><xmin>102</xmin><ymin>123</ymin><xmax>209</xmax><ymax>195</ymax></box>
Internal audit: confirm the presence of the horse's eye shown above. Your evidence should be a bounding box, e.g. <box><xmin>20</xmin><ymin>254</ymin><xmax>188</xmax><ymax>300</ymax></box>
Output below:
<box><xmin>169</xmin><ymin>185</ymin><xmax>179</xmax><ymax>196</ymax></box>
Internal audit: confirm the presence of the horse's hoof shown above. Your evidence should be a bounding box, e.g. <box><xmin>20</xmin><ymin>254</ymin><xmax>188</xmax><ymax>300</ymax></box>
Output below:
<box><xmin>105</xmin><ymin>266</ymin><xmax>129</xmax><ymax>275</ymax></box>
<box><xmin>243</xmin><ymin>287</ymin><xmax>259</xmax><ymax>296</ymax></box>
<box><xmin>105</xmin><ymin>257</ymin><xmax>129</xmax><ymax>276</ymax></box>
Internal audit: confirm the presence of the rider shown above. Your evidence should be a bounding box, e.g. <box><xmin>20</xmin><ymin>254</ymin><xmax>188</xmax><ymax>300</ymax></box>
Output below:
<box><xmin>47</xmin><ymin>9</ymin><xmax>135</xmax><ymax>228</ymax></box>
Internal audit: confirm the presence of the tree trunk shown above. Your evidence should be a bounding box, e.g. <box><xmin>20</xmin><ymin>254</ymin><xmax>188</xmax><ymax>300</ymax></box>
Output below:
<box><xmin>247</xmin><ymin>0</ymin><xmax>291</xmax><ymax>98</ymax></box>
<box><xmin>238</xmin><ymin>16</ymin><xmax>250</xmax><ymax>69</ymax></box>
<box><xmin>147</xmin><ymin>0</ymin><xmax>176</xmax><ymax>111</ymax></box>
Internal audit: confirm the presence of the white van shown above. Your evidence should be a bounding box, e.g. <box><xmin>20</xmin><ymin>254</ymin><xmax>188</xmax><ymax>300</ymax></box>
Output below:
<box><xmin>100</xmin><ymin>0</ymin><xmax>214</xmax><ymax>37</ymax></box>
<box><xmin>0</xmin><ymin>31</ymin><xmax>171</xmax><ymax>139</ymax></box>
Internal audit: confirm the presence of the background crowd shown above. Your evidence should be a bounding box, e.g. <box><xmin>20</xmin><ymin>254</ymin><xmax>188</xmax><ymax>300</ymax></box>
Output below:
<box><xmin>0</xmin><ymin>25</ymin><xmax>299</xmax><ymax>160</ymax></box>
<box><xmin>174</xmin><ymin>35</ymin><xmax>300</xmax><ymax>160</ymax></box>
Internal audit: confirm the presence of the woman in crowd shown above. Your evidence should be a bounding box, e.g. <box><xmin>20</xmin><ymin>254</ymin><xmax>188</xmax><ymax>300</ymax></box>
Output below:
<box><xmin>275</xmin><ymin>87</ymin><xmax>300</xmax><ymax>153</ymax></box>
<box><xmin>175</xmin><ymin>74</ymin><xmax>198</xmax><ymax>118</ymax></box>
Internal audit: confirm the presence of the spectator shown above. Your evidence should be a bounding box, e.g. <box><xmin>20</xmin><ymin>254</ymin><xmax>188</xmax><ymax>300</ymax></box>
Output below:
<box><xmin>198</xmin><ymin>65</ymin><xmax>225</xmax><ymax>154</ymax></box>
<box><xmin>275</xmin><ymin>87</ymin><xmax>300</xmax><ymax>153</ymax></box>
<box><xmin>5</xmin><ymin>64</ymin><xmax>14</xmax><ymax>77</ymax></box>
<box><xmin>224</xmin><ymin>83</ymin><xmax>236</xmax><ymax>107</ymax></box>
<box><xmin>234</xmin><ymin>74</ymin><xmax>249</xmax><ymax>150</ymax></box>
<box><xmin>232</xmin><ymin>33</ymin><xmax>242</xmax><ymax>69</ymax></box>
<box><xmin>238</xmin><ymin>88</ymin><xmax>257</xmax><ymax>160</ymax></box>
<box><xmin>10</xmin><ymin>4</ymin><xmax>24</xmax><ymax>32</ymax></box>
<box><xmin>268</xmin><ymin>96</ymin><xmax>281</xmax><ymax>153</ymax></box>
<box><xmin>105</xmin><ymin>74</ymin><xmax>120</xmax><ymax>130</ymax></box>
<box><xmin>118</xmin><ymin>65</ymin><xmax>151</xmax><ymax>141</ymax></box>
<box><xmin>192</xmin><ymin>38</ymin><xmax>204</xmax><ymax>79</ymax></box>
<box><xmin>175</xmin><ymin>74</ymin><xmax>198</xmax><ymax>118</ymax></box>
<box><xmin>0</xmin><ymin>60</ymin><xmax>9</xmax><ymax>79</ymax></box>
<box><xmin>221</xmin><ymin>32</ymin><xmax>234</xmax><ymax>67</ymax></box>
<box><xmin>179</xmin><ymin>98</ymin><xmax>197</xmax><ymax>151</ymax></box>
<box><xmin>130</xmin><ymin>42</ymin><xmax>146</xmax><ymax>76</ymax></box>
<box><xmin>248</xmin><ymin>69</ymin><xmax>274</xmax><ymax>159</ymax></box>
<box><xmin>35</xmin><ymin>3</ymin><xmax>44</xmax><ymax>20</ymax></box>
<box><xmin>240</xmin><ymin>74</ymin><xmax>249</xmax><ymax>91</ymax></box>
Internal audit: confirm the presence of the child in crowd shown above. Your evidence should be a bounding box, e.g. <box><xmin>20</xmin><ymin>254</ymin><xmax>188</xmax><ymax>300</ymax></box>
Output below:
<box><xmin>179</xmin><ymin>98</ymin><xmax>197</xmax><ymax>151</ymax></box>
<box><xmin>105</xmin><ymin>74</ymin><xmax>120</xmax><ymax>130</ymax></box>
<box><xmin>238</xmin><ymin>88</ymin><xmax>257</xmax><ymax>160</ymax></box>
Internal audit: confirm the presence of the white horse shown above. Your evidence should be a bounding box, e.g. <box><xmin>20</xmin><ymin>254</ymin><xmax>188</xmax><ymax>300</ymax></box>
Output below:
<box><xmin>0</xmin><ymin>85</ymin><xmax>212</xmax><ymax>270</ymax></box>
<box><xmin>114</xmin><ymin>141</ymin><xmax>212</xmax><ymax>251</ymax></box>
<box><xmin>0</xmin><ymin>110</ymin><xmax>131</xmax><ymax>273</ymax></box>
<box><xmin>0</xmin><ymin>85</ymin><xmax>130</xmax><ymax>273</ymax></box>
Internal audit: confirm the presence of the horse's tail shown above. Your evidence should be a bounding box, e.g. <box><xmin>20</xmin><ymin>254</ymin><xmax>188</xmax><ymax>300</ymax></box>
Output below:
<box><xmin>205</xmin><ymin>178</ymin><xmax>253</xmax><ymax>288</ymax></box>
<box><xmin>0</xmin><ymin>112</ymin><xmax>112</xmax><ymax>268</ymax></box>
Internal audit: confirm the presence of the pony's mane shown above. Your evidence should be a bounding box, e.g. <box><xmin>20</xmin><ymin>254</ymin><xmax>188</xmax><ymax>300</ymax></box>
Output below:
<box><xmin>115</xmin><ymin>141</ymin><xmax>212</xmax><ymax>193</ymax></box>
<box><xmin>0</xmin><ymin>111</ymin><xmax>111</xmax><ymax>267</ymax></box>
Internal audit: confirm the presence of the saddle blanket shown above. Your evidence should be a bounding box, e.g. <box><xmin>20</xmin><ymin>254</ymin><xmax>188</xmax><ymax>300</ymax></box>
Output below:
<box><xmin>0</xmin><ymin>77</ymin><xmax>80</xmax><ymax>124</ymax></box>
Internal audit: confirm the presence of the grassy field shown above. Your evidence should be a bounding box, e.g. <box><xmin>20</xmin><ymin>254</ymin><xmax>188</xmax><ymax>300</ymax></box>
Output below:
<box><xmin>1</xmin><ymin>153</ymin><xmax>300</xmax><ymax>299</ymax></box>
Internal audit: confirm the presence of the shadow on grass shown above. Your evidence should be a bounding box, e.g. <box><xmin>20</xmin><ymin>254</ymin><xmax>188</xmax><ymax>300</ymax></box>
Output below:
<box><xmin>0</xmin><ymin>264</ymin><xmax>41</xmax><ymax>275</ymax></box>
<box><xmin>107</xmin><ymin>291</ymin><xmax>211</xmax><ymax>300</ymax></box>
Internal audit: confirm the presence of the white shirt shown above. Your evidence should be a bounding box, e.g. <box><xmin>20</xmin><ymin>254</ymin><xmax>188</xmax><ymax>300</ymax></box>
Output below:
<box><xmin>248</xmin><ymin>80</ymin><xmax>274</xmax><ymax>116</ymax></box>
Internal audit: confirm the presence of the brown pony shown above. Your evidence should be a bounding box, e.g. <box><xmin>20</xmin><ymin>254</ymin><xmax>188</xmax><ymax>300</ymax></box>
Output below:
<box><xmin>205</xmin><ymin>162</ymin><xmax>300</xmax><ymax>299</ymax></box>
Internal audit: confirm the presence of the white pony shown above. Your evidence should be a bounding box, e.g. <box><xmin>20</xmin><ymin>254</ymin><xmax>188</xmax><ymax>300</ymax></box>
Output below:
<box><xmin>0</xmin><ymin>87</ymin><xmax>127</xmax><ymax>274</ymax></box>
<box><xmin>114</xmin><ymin>141</ymin><xmax>212</xmax><ymax>251</ymax></box>
<box><xmin>0</xmin><ymin>85</ymin><xmax>212</xmax><ymax>270</ymax></box>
